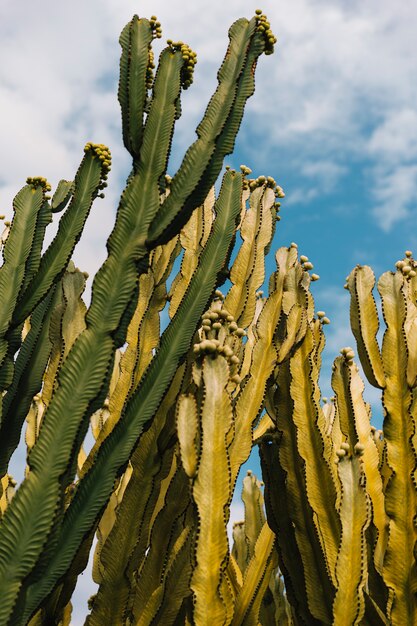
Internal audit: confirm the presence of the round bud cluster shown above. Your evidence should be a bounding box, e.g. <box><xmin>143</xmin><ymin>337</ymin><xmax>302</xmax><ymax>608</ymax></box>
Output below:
<box><xmin>299</xmin><ymin>253</ymin><xmax>320</xmax><ymax>284</ymax></box>
<box><xmin>255</xmin><ymin>10</ymin><xmax>277</xmax><ymax>55</ymax></box>
<box><xmin>395</xmin><ymin>251</ymin><xmax>417</xmax><ymax>279</ymax></box>
<box><xmin>148</xmin><ymin>15</ymin><xmax>162</xmax><ymax>39</ymax></box>
<box><xmin>240</xmin><ymin>164</ymin><xmax>252</xmax><ymax>176</ymax></box>
<box><xmin>335</xmin><ymin>441</ymin><xmax>350</xmax><ymax>460</ymax></box>
<box><xmin>146</xmin><ymin>48</ymin><xmax>156</xmax><ymax>89</ymax></box>
<box><xmin>340</xmin><ymin>346</ymin><xmax>355</xmax><ymax>365</ymax></box>
<box><xmin>354</xmin><ymin>442</ymin><xmax>365</xmax><ymax>456</ymax></box>
<box><xmin>167</xmin><ymin>40</ymin><xmax>197</xmax><ymax>89</ymax></box>
<box><xmin>193</xmin><ymin>305</ymin><xmax>246</xmax><ymax>384</ymax></box>
<box><xmin>84</xmin><ymin>143</ymin><xmax>112</xmax><ymax>196</ymax></box>
<box><xmin>317</xmin><ymin>310</ymin><xmax>330</xmax><ymax>324</ymax></box>
<box><xmin>26</xmin><ymin>176</ymin><xmax>52</xmax><ymax>194</ymax></box>
<box><xmin>248</xmin><ymin>175</ymin><xmax>284</xmax><ymax>197</ymax></box>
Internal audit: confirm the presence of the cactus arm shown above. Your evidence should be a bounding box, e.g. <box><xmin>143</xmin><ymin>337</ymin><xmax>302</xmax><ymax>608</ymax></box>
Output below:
<box><xmin>289</xmin><ymin>326</ymin><xmax>341</xmax><ymax>581</ymax></box>
<box><xmin>229</xmin><ymin>250</ymin><xmax>307</xmax><ymax>484</ymax></box>
<box><xmin>135</xmin><ymin>524</ymin><xmax>193</xmax><ymax>626</ymax></box>
<box><xmin>190</xmin><ymin>356</ymin><xmax>234</xmax><ymax>625</ymax></box>
<box><xmin>252</xmin><ymin>413</ymin><xmax>275</xmax><ymax>443</ymax></box>
<box><xmin>331</xmin><ymin>355</ymin><xmax>388</xmax><ymax>575</ymax></box>
<box><xmin>177</xmin><ymin>394</ymin><xmax>199</xmax><ymax>478</ymax></box>
<box><xmin>230</xmin><ymin>521</ymin><xmax>277</xmax><ymax>626</ymax></box>
<box><xmin>241</xmin><ymin>472</ymin><xmax>266</xmax><ymax>563</ymax></box>
<box><xmin>168</xmin><ymin>187</ymin><xmax>215</xmax><ymax>318</ymax></box>
<box><xmin>129</xmin><ymin>463</ymin><xmax>191</xmax><ymax>623</ymax></box>
<box><xmin>12</xmin><ymin>151</ymin><xmax>106</xmax><ymax>327</ymax></box>
<box><xmin>347</xmin><ymin>266</ymin><xmax>386</xmax><ymax>389</ymax></box>
<box><xmin>79</xmin><ymin>236</ymin><xmax>180</xmax><ymax>478</ymax></box>
<box><xmin>118</xmin><ymin>17</ymin><xmax>154</xmax><ymax>162</ymax></box>
<box><xmin>23</xmin><ymin>197</ymin><xmax>53</xmax><ymax>288</ymax></box>
<box><xmin>60</xmin><ymin>264</ymin><xmax>87</xmax><ymax>359</ymax></box>
<box><xmin>148</xmin><ymin>14</ymin><xmax>275</xmax><ymax>247</ymax></box>
<box><xmin>405</xmin><ymin>272</ymin><xmax>417</xmax><ymax>387</ymax></box>
<box><xmin>378</xmin><ymin>270</ymin><xmax>417</xmax><ymax>624</ymax></box>
<box><xmin>224</xmin><ymin>185</ymin><xmax>276</xmax><ymax>328</ymax></box>
<box><xmin>0</xmin><ymin>290</ymin><xmax>55</xmax><ymax>476</ymax></box>
<box><xmin>259</xmin><ymin>435</ymin><xmax>322</xmax><ymax>626</ymax></box>
<box><xmin>332</xmin><ymin>451</ymin><xmax>371</xmax><ymax>626</ymax></box>
<box><xmin>50</xmin><ymin>179</ymin><xmax>73</xmax><ymax>213</ymax></box>
<box><xmin>262</xmin><ymin>361</ymin><xmax>334</xmax><ymax>624</ymax></box>
<box><xmin>0</xmin><ymin>183</ymin><xmax>46</xmax><ymax>385</ymax></box>
<box><xmin>15</xmin><ymin>170</ymin><xmax>242</xmax><ymax>623</ymax></box>
<box><xmin>84</xmin><ymin>371</ymin><xmax>182</xmax><ymax>625</ymax></box>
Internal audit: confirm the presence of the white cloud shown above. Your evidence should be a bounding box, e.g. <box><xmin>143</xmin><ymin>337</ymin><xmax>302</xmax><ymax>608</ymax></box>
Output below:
<box><xmin>371</xmin><ymin>164</ymin><xmax>417</xmax><ymax>230</ymax></box>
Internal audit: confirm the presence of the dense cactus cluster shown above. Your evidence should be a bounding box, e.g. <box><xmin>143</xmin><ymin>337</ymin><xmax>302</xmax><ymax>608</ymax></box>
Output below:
<box><xmin>0</xmin><ymin>9</ymin><xmax>416</xmax><ymax>626</ymax></box>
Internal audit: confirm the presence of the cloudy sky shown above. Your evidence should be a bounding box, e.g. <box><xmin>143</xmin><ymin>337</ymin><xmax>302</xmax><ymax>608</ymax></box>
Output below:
<box><xmin>1</xmin><ymin>0</ymin><xmax>416</xmax><ymax>622</ymax></box>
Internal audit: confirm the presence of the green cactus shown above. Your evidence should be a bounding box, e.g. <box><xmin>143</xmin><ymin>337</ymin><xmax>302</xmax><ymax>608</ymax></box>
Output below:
<box><xmin>0</xmin><ymin>12</ymin><xmax>277</xmax><ymax>625</ymax></box>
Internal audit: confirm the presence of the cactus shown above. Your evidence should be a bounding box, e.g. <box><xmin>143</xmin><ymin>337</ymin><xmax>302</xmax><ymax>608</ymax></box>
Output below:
<box><xmin>1</xmin><ymin>9</ymin><xmax>416</xmax><ymax>626</ymax></box>
<box><xmin>0</xmin><ymin>12</ymin><xmax>278</xmax><ymax>624</ymax></box>
<box><xmin>260</xmin><ymin>252</ymin><xmax>417</xmax><ymax>625</ymax></box>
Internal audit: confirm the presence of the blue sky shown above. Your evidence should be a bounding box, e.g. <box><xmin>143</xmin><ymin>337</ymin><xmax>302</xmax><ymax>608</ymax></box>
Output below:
<box><xmin>1</xmin><ymin>0</ymin><xmax>416</xmax><ymax>622</ymax></box>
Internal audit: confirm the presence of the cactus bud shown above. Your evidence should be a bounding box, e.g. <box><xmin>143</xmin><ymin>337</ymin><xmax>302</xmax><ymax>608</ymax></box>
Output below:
<box><xmin>354</xmin><ymin>442</ymin><xmax>365</xmax><ymax>456</ymax></box>
<box><xmin>300</xmin><ymin>255</ymin><xmax>308</xmax><ymax>263</ymax></box>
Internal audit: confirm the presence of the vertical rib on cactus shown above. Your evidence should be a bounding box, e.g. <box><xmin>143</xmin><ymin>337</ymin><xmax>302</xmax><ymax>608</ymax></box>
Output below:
<box><xmin>168</xmin><ymin>187</ymin><xmax>215</xmax><ymax>318</ymax></box>
<box><xmin>80</xmin><ymin>234</ymin><xmax>180</xmax><ymax>477</ymax></box>
<box><xmin>377</xmin><ymin>270</ymin><xmax>417</xmax><ymax>624</ymax></box>
<box><xmin>230</xmin><ymin>521</ymin><xmax>277</xmax><ymax>626</ymax></box>
<box><xmin>0</xmin><ymin>182</ymin><xmax>46</xmax><ymax>389</ymax></box>
<box><xmin>0</xmin><ymin>290</ymin><xmax>55</xmax><ymax>476</ymax></box>
<box><xmin>224</xmin><ymin>184</ymin><xmax>276</xmax><ymax>328</ymax></box>
<box><xmin>332</xmin><ymin>448</ymin><xmax>371</xmax><ymax>625</ymax></box>
<box><xmin>331</xmin><ymin>354</ymin><xmax>388</xmax><ymax>575</ymax></box>
<box><xmin>190</xmin><ymin>355</ymin><xmax>234</xmax><ymax>625</ymax></box>
<box><xmin>262</xmin><ymin>359</ymin><xmax>336</xmax><ymax>624</ymax></box>
<box><xmin>118</xmin><ymin>17</ymin><xmax>155</xmax><ymax>163</ymax></box>
<box><xmin>229</xmin><ymin>246</ymin><xmax>309</xmax><ymax>485</ymax></box>
<box><xmin>260</xmin><ymin>433</ymin><xmax>322</xmax><ymax>625</ymax></box>
<box><xmin>347</xmin><ymin>265</ymin><xmax>386</xmax><ymax>389</ymax></box>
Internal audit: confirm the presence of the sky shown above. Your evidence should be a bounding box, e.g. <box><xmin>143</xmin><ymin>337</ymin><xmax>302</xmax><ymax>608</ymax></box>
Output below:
<box><xmin>1</xmin><ymin>0</ymin><xmax>416</xmax><ymax>622</ymax></box>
